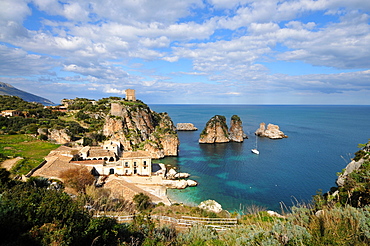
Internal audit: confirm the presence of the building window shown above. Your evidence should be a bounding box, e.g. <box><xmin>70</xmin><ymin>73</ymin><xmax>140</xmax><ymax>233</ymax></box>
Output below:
<box><xmin>134</xmin><ymin>162</ymin><xmax>137</xmax><ymax>167</ymax></box>
<box><xmin>125</xmin><ymin>162</ymin><xmax>129</xmax><ymax>167</ymax></box>
<box><xmin>143</xmin><ymin>161</ymin><xmax>147</xmax><ymax>166</ymax></box>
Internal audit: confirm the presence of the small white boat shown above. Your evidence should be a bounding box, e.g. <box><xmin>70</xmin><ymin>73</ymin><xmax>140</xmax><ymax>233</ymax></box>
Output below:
<box><xmin>251</xmin><ymin>148</ymin><xmax>259</xmax><ymax>155</ymax></box>
<box><xmin>251</xmin><ymin>136</ymin><xmax>259</xmax><ymax>155</ymax></box>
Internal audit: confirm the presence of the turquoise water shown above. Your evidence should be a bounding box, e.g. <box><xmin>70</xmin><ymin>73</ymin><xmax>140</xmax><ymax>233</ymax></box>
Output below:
<box><xmin>149</xmin><ymin>105</ymin><xmax>370</xmax><ymax>212</ymax></box>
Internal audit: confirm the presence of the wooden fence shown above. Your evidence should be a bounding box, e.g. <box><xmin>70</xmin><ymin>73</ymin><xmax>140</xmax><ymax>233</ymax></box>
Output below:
<box><xmin>95</xmin><ymin>214</ymin><xmax>238</xmax><ymax>231</ymax></box>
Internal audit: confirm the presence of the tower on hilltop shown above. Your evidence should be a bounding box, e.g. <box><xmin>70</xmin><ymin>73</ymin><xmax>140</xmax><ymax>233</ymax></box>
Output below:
<box><xmin>125</xmin><ymin>89</ymin><xmax>136</xmax><ymax>101</ymax></box>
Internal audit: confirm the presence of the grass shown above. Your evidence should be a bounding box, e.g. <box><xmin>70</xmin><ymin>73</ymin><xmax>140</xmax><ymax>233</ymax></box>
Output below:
<box><xmin>0</xmin><ymin>134</ymin><xmax>60</xmax><ymax>175</ymax></box>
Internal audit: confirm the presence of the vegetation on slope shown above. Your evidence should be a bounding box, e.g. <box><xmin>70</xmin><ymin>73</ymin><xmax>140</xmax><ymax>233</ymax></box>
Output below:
<box><xmin>2</xmin><ymin>166</ymin><xmax>370</xmax><ymax>246</ymax></box>
<box><xmin>2</xmin><ymin>141</ymin><xmax>370</xmax><ymax>245</ymax></box>
<box><xmin>0</xmin><ymin>134</ymin><xmax>60</xmax><ymax>175</ymax></box>
<box><xmin>2</xmin><ymin>95</ymin><xmax>370</xmax><ymax>245</ymax></box>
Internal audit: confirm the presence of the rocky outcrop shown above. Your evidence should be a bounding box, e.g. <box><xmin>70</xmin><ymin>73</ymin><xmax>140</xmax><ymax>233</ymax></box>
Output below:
<box><xmin>103</xmin><ymin>102</ymin><xmax>179</xmax><ymax>159</ymax></box>
<box><xmin>255</xmin><ymin>123</ymin><xmax>287</xmax><ymax>139</ymax></box>
<box><xmin>199</xmin><ymin>115</ymin><xmax>246</xmax><ymax>143</ymax></box>
<box><xmin>336</xmin><ymin>143</ymin><xmax>370</xmax><ymax>186</ymax></box>
<box><xmin>166</xmin><ymin>168</ymin><xmax>190</xmax><ymax>179</ymax></box>
<box><xmin>163</xmin><ymin>168</ymin><xmax>197</xmax><ymax>189</ymax></box>
<box><xmin>336</xmin><ymin>159</ymin><xmax>365</xmax><ymax>186</ymax></box>
<box><xmin>229</xmin><ymin>115</ymin><xmax>247</xmax><ymax>142</ymax></box>
<box><xmin>199</xmin><ymin>115</ymin><xmax>230</xmax><ymax>143</ymax></box>
<box><xmin>198</xmin><ymin>200</ymin><xmax>223</xmax><ymax>213</ymax></box>
<box><xmin>163</xmin><ymin>179</ymin><xmax>198</xmax><ymax>189</ymax></box>
<box><xmin>176</xmin><ymin>123</ymin><xmax>198</xmax><ymax>131</ymax></box>
<box><xmin>48</xmin><ymin>128</ymin><xmax>72</xmax><ymax>144</ymax></box>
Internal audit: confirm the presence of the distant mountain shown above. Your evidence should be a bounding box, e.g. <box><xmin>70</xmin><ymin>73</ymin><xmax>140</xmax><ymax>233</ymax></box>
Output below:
<box><xmin>0</xmin><ymin>82</ymin><xmax>55</xmax><ymax>105</ymax></box>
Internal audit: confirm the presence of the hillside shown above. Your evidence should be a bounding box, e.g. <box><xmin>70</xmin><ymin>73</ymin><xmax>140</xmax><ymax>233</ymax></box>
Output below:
<box><xmin>0</xmin><ymin>82</ymin><xmax>54</xmax><ymax>105</ymax></box>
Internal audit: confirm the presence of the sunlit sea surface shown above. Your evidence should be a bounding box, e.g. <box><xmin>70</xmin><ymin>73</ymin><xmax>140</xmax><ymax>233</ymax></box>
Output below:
<box><xmin>149</xmin><ymin>105</ymin><xmax>370</xmax><ymax>212</ymax></box>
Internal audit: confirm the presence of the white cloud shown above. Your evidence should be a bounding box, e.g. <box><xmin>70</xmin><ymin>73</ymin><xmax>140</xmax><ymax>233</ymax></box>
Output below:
<box><xmin>63</xmin><ymin>63</ymin><xmax>129</xmax><ymax>80</ymax></box>
<box><xmin>248</xmin><ymin>22</ymin><xmax>280</xmax><ymax>34</ymax></box>
<box><xmin>105</xmin><ymin>88</ymin><xmax>126</xmax><ymax>94</ymax></box>
<box><xmin>0</xmin><ymin>45</ymin><xmax>58</xmax><ymax>76</ymax></box>
<box><xmin>139</xmin><ymin>36</ymin><xmax>170</xmax><ymax>48</ymax></box>
<box><xmin>0</xmin><ymin>0</ymin><xmax>369</xmax><ymax>104</ymax></box>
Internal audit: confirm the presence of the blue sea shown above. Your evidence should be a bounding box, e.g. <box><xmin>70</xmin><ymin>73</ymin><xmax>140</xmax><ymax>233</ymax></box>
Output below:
<box><xmin>149</xmin><ymin>105</ymin><xmax>370</xmax><ymax>212</ymax></box>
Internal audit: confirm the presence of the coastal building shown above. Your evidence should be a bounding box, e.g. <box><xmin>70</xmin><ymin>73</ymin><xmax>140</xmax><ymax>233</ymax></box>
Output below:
<box><xmin>1</xmin><ymin>110</ymin><xmax>22</xmax><ymax>117</ymax></box>
<box><xmin>31</xmin><ymin>143</ymin><xmax>153</xmax><ymax>179</ymax></box>
<box><xmin>78</xmin><ymin>146</ymin><xmax>118</xmax><ymax>162</ymax></box>
<box><xmin>75</xmin><ymin>150</ymin><xmax>152</xmax><ymax>176</ymax></box>
<box><xmin>103</xmin><ymin>140</ymin><xmax>122</xmax><ymax>157</ymax></box>
<box><xmin>125</xmin><ymin>89</ymin><xmax>136</xmax><ymax>101</ymax></box>
<box><xmin>120</xmin><ymin>150</ymin><xmax>152</xmax><ymax>176</ymax></box>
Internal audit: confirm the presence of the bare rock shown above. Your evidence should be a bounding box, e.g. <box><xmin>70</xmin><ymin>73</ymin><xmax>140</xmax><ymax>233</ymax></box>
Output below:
<box><xmin>163</xmin><ymin>179</ymin><xmax>188</xmax><ymax>189</ymax></box>
<box><xmin>166</xmin><ymin>168</ymin><xmax>177</xmax><ymax>179</ymax></box>
<box><xmin>177</xmin><ymin>123</ymin><xmax>198</xmax><ymax>131</ymax></box>
<box><xmin>48</xmin><ymin>128</ymin><xmax>72</xmax><ymax>144</ymax></box>
<box><xmin>315</xmin><ymin>210</ymin><xmax>325</xmax><ymax>217</ymax></box>
<box><xmin>198</xmin><ymin>200</ymin><xmax>223</xmax><ymax>213</ymax></box>
<box><xmin>255</xmin><ymin>123</ymin><xmax>287</xmax><ymax>139</ymax></box>
<box><xmin>267</xmin><ymin>210</ymin><xmax>285</xmax><ymax>218</ymax></box>
<box><xmin>174</xmin><ymin>180</ymin><xmax>188</xmax><ymax>189</ymax></box>
<box><xmin>37</xmin><ymin>128</ymin><xmax>48</xmax><ymax>135</ymax></box>
<box><xmin>336</xmin><ymin>158</ymin><xmax>366</xmax><ymax>186</ymax></box>
<box><xmin>175</xmin><ymin>172</ymin><xmax>191</xmax><ymax>179</ymax></box>
<box><xmin>187</xmin><ymin>179</ymin><xmax>198</xmax><ymax>187</ymax></box>
<box><xmin>166</xmin><ymin>168</ymin><xmax>190</xmax><ymax>179</ymax></box>
<box><xmin>229</xmin><ymin>115</ymin><xmax>247</xmax><ymax>142</ymax></box>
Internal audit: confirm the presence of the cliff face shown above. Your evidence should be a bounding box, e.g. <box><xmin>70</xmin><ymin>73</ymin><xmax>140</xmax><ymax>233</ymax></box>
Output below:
<box><xmin>199</xmin><ymin>115</ymin><xmax>230</xmax><ymax>144</ymax></box>
<box><xmin>255</xmin><ymin>123</ymin><xmax>287</xmax><ymax>139</ymax></box>
<box><xmin>326</xmin><ymin>142</ymin><xmax>370</xmax><ymax>208</ymax></box>
<box><xmin>229</xmin><ymin>115</ymin><xmax>247</xmax><ymax>142</ymax></box>
<box><xmin>336</xmin><ymin>143</ymin><xmax>370</xmax><ymax>186</ymax></box>
<box><xmin>103</xmin><ymin>102</ymin><xmax>179</xmax><ymax>158</ymax></box>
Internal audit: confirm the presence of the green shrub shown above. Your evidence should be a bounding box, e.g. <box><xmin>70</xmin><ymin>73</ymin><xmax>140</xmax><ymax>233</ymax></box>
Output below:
<box><xmin>133</xmin><ymin>193</ymin><xmax>153</xmax><ymax>211</ymax></box>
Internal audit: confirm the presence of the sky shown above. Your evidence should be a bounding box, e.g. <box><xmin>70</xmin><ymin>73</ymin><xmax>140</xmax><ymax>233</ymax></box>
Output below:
<box><xmin>0</xmin><ymin>0</ymin><xmax>369</xmax><ymax>105</ymax></box>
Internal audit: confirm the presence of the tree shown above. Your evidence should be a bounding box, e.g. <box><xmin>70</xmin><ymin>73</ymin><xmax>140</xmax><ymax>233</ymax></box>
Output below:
<box><xmin>59</xmin><ymin>166</ymin><xmax>95</xmax><ymax>193</ymax></box>
<box><xmin>133</xmin><ymin>192</ymin><xmax>152</xmax><ymax>211</ymax></box>
<box><xmin>83</xmin><ymin>137</ymin><xmax>93</xmax><ymax>146</ymax></box>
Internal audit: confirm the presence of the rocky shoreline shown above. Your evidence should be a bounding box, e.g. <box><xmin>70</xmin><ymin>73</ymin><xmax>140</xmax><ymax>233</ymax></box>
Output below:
<box><xmin>102</xmin><ymin>164</ymin><xmax>198</xmax><ymax>206</ymax></box>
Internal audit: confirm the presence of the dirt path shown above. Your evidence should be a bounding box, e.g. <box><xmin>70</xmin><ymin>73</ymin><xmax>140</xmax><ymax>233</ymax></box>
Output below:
<box><xmin>1</xmin><ymin>156</ymin><xmax>23</xmax><ymax>171</ymax></box>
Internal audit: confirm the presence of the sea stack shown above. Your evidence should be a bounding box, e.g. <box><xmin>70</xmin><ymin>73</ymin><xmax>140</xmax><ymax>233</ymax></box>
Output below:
<box><xmin>199</xmin><ymin>115</ymin><xmax>230</xmax><ymax>143</ymax></box>
<box><xmin>255</xmin><ymin>123</ymin><xmax>287</xmax><ymax>139</ymax></box>
<box><xmin>199</xmin><ymin>115</ymin><xmax>246</xmax><ymax>143</ymax></box>
<box><xmin>229</xmin><ymin>115</ymin><xmax>247</xmax><ymax>142</ymax></box>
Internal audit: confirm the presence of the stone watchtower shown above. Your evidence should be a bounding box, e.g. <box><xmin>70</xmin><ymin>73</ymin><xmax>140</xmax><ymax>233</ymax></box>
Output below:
<box><xmin>125</xmin><ymin>89</ymin><xmax>136</xmax><ymax>101</ymax></box>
